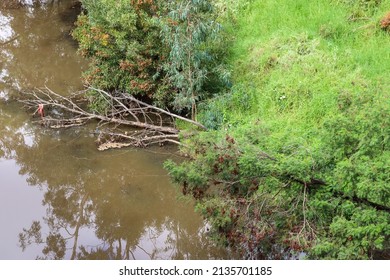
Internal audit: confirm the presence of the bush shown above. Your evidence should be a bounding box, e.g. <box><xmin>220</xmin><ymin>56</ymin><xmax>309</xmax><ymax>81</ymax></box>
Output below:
<box><xmin>73</xmin><ymin>0</ymin><xmax>230</xmax><ymax>115</ymax></box>
<box><xmin>72</xmin><ymin>0</ymin><xmax>169</xmax><ymax>109</ymax></box>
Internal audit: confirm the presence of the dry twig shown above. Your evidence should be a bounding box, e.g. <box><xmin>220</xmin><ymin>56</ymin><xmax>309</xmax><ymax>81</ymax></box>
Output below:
<box><xmin>20</xmin><ymin>87</ymin><xmax>206</xmax><ymax>150</ymax></box>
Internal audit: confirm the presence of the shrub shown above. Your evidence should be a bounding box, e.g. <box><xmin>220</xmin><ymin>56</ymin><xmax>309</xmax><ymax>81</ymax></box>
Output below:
<box><xmin>72</xmin><ymin>0</ymin><xmax>169</xmax><ymax>109</ymax></box>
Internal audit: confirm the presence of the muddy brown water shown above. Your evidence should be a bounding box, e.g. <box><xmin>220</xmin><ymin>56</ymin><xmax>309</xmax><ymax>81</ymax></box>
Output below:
<box><xmin>0</xmin><ymin>0</ymin><xmax>232</xmax><ymax>260</ymax></box>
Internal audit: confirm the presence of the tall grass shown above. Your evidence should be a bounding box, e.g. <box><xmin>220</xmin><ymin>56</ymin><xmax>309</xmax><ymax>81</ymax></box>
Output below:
<box><xmin>207</xmin><ymin>0</ymin><xmax>390</xmax><ymax>143</ymax></box>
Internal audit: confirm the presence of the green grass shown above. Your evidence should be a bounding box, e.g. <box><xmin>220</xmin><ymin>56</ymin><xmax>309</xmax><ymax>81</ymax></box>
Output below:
<box><xmin>181</xmin><ymin>0</ymin><xmax>390</xmax><ymax>259</ymax></box>
<box><xmin>206</xmin><ymin>0</ymin><xmax>390</xmax><ymax>143</ymax></box>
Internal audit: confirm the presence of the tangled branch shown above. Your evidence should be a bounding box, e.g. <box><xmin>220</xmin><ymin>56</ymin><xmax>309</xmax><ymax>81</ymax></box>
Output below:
<box><xmin>20</xmin><ymin>87</ymin><xmax>206</xmax><ymax>150</ymax></box>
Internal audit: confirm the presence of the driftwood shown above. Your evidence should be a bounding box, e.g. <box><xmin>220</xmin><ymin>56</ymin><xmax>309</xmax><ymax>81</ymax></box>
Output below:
<box><xmin>20</xmin><ymin>87</ymin><xmax>206</xmax><ymax>150</ymax></box>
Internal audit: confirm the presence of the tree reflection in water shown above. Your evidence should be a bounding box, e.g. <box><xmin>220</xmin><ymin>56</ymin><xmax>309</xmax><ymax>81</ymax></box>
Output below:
<box><xmin>0</xmin><ymin>102</ymin><xmax>229</xmax><ymax>260</ymax></box>
<box><xmin>0</xmin><ymin>0</ymin><xmax>232</xmax><ymax>260</ymax></box>
<box><xmin>11</xmin><ymin>125</ymin><xmax>221</xmax><ymax>259</ymax></box>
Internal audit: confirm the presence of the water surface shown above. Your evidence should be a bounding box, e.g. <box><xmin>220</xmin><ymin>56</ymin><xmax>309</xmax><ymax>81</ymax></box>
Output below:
<box><xmin>0</xmin><ymin>0</ymin><xmax>231</xmax><ymax>260</ymax></box>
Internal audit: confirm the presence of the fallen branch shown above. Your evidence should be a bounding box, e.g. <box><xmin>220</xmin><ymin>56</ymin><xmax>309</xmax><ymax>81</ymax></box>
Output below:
<box><xmin>21</xmin><ymin>87</ymin><xmax>179</xmax><ymax>134</ymax></box>
<box><xmin>90</xmin><ymin>87</ymin><xmax>207</xmax><ymax>130</ymax></box>
<box><xmin>20</xmin><ymin>87</ymin><xmax>205</xmax><ymax>150</ymax></box>
<box><xmin>95</xmin><ymin>130</ymin><xmax>180</xmax><ymax>150</ymax></box>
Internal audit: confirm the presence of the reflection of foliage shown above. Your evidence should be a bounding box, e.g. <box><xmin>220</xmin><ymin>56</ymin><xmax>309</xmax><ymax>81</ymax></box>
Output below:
<box><xmin>19</xmin><ymin>222</ymin><xmax>66</xmax><ymax>260</ymax></box>
<box><xmin>19</xmin><ymin>221</ymin><xmax>43</xmax><ymax>251</ymax></box>
<box><xmin>76</xmin><ymin>245</ymin><xmax>121</xmax><ymax>260</ymax></box>
<box><xmin>9</xmin><ymin>126</ymin><xmax>227</xmax><ymax>259</ymax></box>
<box><xmin>0</xmin><ymin>1</ymin><xmax>86</xmax><ymax>94</ymax></box>
<box><xmin>41</xmin><ymin>233</ymin><xmax>67</xmax><ymax>260</ymax></box>
<box><xmin>1</xmin><ymin>104</ymin><xmax>228</xmax><ymax>260</ymax></box>
<box><xmin>0</xmin><ymin>0</ymin><xmax>21</xmax><ymax>9</ymax></box>
<box><xmin>0</xmin><ymin>103</ymin><xmax>31</xmax><ymax>160</ymax></box>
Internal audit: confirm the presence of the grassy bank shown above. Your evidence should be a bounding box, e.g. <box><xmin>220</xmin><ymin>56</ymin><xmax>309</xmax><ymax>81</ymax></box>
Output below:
<box><xmin>167</xmin><ymin>0</ymin><xmax>390</xmax><ymax>259</ymax></box>
<box><xmin>206</xmin><ymin>0</ymin><xmax>389</xmax><ymax>135</ymax></box>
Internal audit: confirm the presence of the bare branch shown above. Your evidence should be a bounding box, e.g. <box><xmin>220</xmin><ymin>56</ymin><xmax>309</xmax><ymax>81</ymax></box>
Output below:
<box><xmin>88</xmin><ymin>88</ymin><xmax>207</xmax><ymax>130</ymax></box>
<box><xmin>19</xmin><ymin>87</ymin><xmax>206</xmax><ymax>150</ymax></box>
<box><xmin>20</xmin><ymin>88</ymin><xmax>180</xmax><ymax>134</ymax></box>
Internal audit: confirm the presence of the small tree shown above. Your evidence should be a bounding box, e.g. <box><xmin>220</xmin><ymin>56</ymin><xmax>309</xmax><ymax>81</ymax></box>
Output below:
<box><xmin>161</xmin><ymin>0</ymin><xmax>222</xmax><ymax>120</ymax></box>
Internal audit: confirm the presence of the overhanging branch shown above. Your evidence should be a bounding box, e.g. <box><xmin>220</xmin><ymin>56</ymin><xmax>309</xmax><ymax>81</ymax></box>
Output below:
<box><xmin>289</xmin><ymin>176</ymin><xmax>390</xmax><ymax>213</ymax></box>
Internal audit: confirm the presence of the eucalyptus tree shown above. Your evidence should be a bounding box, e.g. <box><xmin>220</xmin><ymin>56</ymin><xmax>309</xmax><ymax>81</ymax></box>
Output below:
<box><xmin>161</xmin><ymin>0</ymin><xmax>223</xmax><ymax>120</ymax></box>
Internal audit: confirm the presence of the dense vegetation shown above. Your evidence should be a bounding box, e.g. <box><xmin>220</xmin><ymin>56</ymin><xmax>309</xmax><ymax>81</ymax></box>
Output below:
<box><xmin>73</xmin><ymin>0</ymin><xmax>390</xmax><ymax>259</ymax></box>
<box><xmin>72</xmin><ymin>0</ymin><xmax>228</xmax><ymax>119</ymax></box>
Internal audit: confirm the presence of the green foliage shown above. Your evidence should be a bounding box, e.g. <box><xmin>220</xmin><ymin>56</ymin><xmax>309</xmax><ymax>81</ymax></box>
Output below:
<box><xmin>72</xmin><ymin>0</ymin><xmax>168</xmax><ymax>109</ymax></box>
<box><xmin>160</xmin><ymin>0</ymin><xmax>229</xmax><ymax>120</ymax></box>
<box><xmin>167</xmin><ymin>97</ymin><xmax>390</xmax><ymax>258</ymax></box>
<box><xmin>324</xmin><ymin>94</ymin><xmax>389</xmax><ymax>205</ymax></box>
<box><xmin>73</xmin><ymin>0</ymin><xmax>229</xmax><ymax>114</ymax></box>
<box><xmin>72</xmin><ymin>0</ymin><xmax>390</xmax><ymax>260</ymax></box>
<box><xmin>197</xmin><ymin>100</ymin><xmax>225</xmax><ymax>130</ymax></box>
<box><xmin>197</xmin><ymin>84</ymin><xmax>256</xmax><ymax>130</ymax></box>
<box><xmin>166</xmin><ymin>0</ymin><xmax>390</xmax><ymax>259</ymax></box>
<box><xmin>312</xmin><ymin>209</ymin><xmax>390</xmax><ymax>259</ymax></box>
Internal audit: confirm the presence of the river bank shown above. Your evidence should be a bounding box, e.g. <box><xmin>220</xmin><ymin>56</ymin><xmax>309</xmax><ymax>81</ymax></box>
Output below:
<box><xmin>0</xmin><ymin>0</ymin><xmax>232</xmax><ymax>260</ymax></box>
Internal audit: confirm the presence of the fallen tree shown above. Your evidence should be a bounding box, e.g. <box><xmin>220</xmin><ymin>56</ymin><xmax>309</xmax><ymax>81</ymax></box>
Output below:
<box><xmin>20</xmin><ymin>87</ymin><xmax>206</xmax><ymax>150</ymax></box>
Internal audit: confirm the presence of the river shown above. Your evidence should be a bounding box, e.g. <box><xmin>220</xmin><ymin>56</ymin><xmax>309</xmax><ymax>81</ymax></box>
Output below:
<box><xmin>0</xmin><ymin>0</ymin><xmax>232</xmax><ymax>260</ymax></box>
